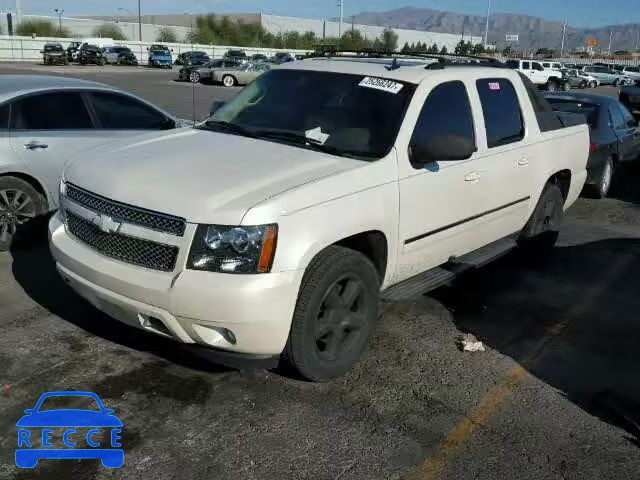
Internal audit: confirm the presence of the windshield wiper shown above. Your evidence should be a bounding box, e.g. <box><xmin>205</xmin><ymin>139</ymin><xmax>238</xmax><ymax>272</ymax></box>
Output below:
<box><xmin>252</xmin><ymin>130</ymin><xmax>341</xmax><ymax>155</ymax></box>
<box><xmin>200</xmin><ymin>120</ymin><xmax>256</xmax><ymax>138</ymax></box>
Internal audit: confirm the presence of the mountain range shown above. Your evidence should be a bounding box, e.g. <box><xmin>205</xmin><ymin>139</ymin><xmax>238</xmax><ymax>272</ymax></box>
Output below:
<box><xmin>348</xmin><ymin>7</ymin><xmax>640</xmax><ymax>52</ymax></box>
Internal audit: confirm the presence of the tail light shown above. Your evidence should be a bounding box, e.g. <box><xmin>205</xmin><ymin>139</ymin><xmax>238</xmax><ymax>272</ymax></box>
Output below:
<box><xmin>590</xmin><ymin>142</ymin><xmax>598</xmax><ymax>152</ymax></box>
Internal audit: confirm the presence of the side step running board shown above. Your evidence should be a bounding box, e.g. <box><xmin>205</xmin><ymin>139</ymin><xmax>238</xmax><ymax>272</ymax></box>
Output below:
<box><xmin>381</xmin><ymin>236</ymin><xmax>517</xmax><ymax>301</ymax></box>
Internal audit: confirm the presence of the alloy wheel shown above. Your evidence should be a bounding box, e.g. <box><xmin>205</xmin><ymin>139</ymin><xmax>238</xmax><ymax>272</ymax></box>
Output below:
<box><xmin>314</xmin><ymin>275</ymin><xmax>368</xmax><ymax>362</ymax></box>
<box><xmin>0</xmin><ymin>189</ymin><xmax>36</xmax><ymax>242</ymax></box>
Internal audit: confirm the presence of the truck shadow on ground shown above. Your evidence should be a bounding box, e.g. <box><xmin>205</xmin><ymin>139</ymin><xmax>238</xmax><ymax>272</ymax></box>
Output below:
<box><xmin>9</xmin><ymin>243</ymin><xmax>235</xmax><ymax>375</ymax></box>
<box><xmin>432</xmin><ymin>237</ymin><xmax>640</xmax><ymax>447</ymax></box>
<box><xmin>609</xmin><ymin>161</ymin><xmax>640</xmax><ymax>205</ymax></box>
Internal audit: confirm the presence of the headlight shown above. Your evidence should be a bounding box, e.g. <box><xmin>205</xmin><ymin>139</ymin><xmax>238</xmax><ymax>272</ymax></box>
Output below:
<box><xmin>187</xmin><ymin>224</ymin><xmax>277</xmax><ymax>274</ymax></box>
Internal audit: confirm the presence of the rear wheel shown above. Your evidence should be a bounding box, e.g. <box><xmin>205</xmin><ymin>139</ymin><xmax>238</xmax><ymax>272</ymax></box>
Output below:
<box><xmin>589</xmin><ymin>80</ymin><xmax>598</xmax><ymax>88</ymax></box>
<box><xmin>283</xmin><ymin>246</ymin><xmax>380</xmax><ymax>381</ymax></box>
<box><xmin>546</xmin><ymin>80</ymin><xmax>558</xmax><ymax>92</ymax></box>
<box><xmin>0</xmin><ymin>177</ymin><xmax>47</xmax><ymax>252</ymax></box>
<box><xmin>222</xmin><ymin>75</ymin><xmax>237</xmax><ymax>87</ymax></box>
<box><xmin>613</xmin><ymin>78</ymin><xmax>620</xmax><ymax>87</ymax></box>
<box><xmin>591</xmin><ymin>157</ymin><xmax>614</xmax><ymax>199</ymax></box>
<box><xmin>519</xmin><ymin>183</ymin><xmax>564</xmax><ymax>254</ymax></box>
<box><xmin>562</xmin><ymin>81</ymin><xmax>572</xmax><ymax>91</ymax></box>
<box><xmin>579</xmin><ymin>80</ymin><xmax>587</xmax><ymax>89</ymax></box>
<box><xmin>189</xmin><ymin>71</ymin><xmax>201</xmax><ymax>83</ymax></box>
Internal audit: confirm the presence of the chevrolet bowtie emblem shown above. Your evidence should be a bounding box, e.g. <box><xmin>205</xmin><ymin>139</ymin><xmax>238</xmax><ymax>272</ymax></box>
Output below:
<box><xmin>91</xmin><ymin>214</ymin><xmax>121</xmax><ymax>234</ymax></box>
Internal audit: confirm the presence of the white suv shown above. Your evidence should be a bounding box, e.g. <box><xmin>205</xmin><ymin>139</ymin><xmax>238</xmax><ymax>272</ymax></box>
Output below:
<box><xmin>50</xmin><ymin>59</ymin><xmax>589</xmax><ymax>380</ymax></box>
<box><xmin>506</xmin><ymin>59</ymin><xmax>564</xmax><ymax>90</ymax></box>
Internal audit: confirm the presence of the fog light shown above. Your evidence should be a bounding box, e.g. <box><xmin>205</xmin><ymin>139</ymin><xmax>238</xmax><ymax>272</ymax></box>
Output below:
<box><xmin>222</xmin><ymin>329</ymin><xmax>237</xmax><ymax>345</ymax></box>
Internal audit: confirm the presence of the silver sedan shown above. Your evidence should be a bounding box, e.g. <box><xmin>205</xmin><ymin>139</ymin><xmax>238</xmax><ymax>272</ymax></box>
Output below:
<box><xmin>0</xmin><ymin>75</ymin><xmax>188</xmax><ymax>251</ymax></box>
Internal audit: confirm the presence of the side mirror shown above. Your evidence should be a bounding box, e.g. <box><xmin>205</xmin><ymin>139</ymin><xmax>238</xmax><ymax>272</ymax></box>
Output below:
<box><xmin>210</xmin><ymin>100</ymin><xmax>226</xmax><ymax>116</ymax></box>
<box><xmin>409</xmin><ymin>134</ymin><xmax>476</xmax><ymax>166</ymax></box>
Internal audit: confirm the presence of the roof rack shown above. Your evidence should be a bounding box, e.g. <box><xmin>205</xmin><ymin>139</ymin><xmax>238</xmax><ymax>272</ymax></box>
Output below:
<box><xmin>310</xmin><ymin>49</ymin><xmax>507</xmax><ymax>69</ymax></box>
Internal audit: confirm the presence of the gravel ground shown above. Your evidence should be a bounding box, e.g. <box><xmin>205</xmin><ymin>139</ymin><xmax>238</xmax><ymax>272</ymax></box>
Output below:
<box><xmin>0</xmin><ymin>63</ymin><xmax>639</xmax><ymax>480</ymax></box>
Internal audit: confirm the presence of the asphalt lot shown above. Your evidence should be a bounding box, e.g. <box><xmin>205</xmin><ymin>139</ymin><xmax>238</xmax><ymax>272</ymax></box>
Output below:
<box><xmin>1</xmin><ymin>63</ymin><xmax>639</xmax><ymax>480</ymax></box>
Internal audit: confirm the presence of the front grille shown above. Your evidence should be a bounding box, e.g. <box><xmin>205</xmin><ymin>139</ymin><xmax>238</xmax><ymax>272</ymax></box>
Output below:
<box><xmin>66</xmin><ymin>211</ymin><xmax>179</xmax><ymax>272</ymax></box>
<box><xmin>66</xmin><ymin>184</ymin><xmax>186</xmax><ymax>236</ymax></box>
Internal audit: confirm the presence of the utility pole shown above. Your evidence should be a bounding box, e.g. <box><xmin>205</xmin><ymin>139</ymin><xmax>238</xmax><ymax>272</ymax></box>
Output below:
<box><xmin>635</xmin><ymin>30</ymin><xmax>639</xmax><ymax>52</ymax></box>
<box><xmin>338</xmin><ymin>0</ymin><xmax>344</xmax><ymax>40</ymax></box>
<box><xmin>560</xmin><ymin>5</ymin><xmax>567</xmax><ymax>57</ymax></box>
<box><xmin>54</xmin><ymin>8</ymin><xmax>64</xmax><ymax>33</ymax></box>
<box><xmin>15</xmin><ymin>0</ymin><xmax>21</xmax><ymax>23</ymax></box>
<box><xmin>608</xmin><ymin>30</ymin><xmax>614</xmax><ymax>54</ymax></box>
<box><xmin>138</xmin><ymin>0</ymin><xmax>142</xmax><ymax>42</ymax></box>
<box><xmin>484</xmin><ymin>0</ymin><xmax>491</xmax><ymax>46</ymax></box>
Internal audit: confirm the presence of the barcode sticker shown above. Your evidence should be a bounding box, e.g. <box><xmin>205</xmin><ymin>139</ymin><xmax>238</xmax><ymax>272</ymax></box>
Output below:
<box><xmin>359</xmin><ymin>77</ymin><xmax>404</xmax><ymax>94</ymax></box>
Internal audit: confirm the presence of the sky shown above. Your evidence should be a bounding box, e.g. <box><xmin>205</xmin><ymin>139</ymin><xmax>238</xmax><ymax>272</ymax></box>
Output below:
<box><xmin>1</xmin><ymin>0</ymin><xmax>637</xmax><ymax>28</ymax></box>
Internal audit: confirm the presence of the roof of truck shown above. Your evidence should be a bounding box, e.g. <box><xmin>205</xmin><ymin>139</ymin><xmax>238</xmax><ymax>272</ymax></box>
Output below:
<box><xmin>277</xmin><ymin>57</ymin><xmax>513</xmax><ymax>84</ymax></box>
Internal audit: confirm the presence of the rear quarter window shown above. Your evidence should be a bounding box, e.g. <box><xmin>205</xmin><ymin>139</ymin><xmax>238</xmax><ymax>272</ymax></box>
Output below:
<box><xmin>476</xmin><ymin>78</ymin><xmax>525</xmax><ymax>148</ymax></box>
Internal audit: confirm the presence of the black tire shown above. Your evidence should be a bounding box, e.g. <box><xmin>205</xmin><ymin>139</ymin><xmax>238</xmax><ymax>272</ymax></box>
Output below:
<box><xmin>546</xmin><ymin>80</ymin><xmax>558</xmax><ymax>92</ymax></box>
<box><xmin>283</xmin><ymin>246</ymin><xmax>380</xmax><ymax>381</ymax></box>
<box><xmin>613</xmin><ymin>78</ymin><xmax>620</xmax><ymax>87</ymax></box>
<box><xmin>98</xmin><ymin>58</ymin><xmax>106</xmax><ymax>66</ymax></box>
<box><xmin>222</xmin><ymin>75</ymin><xmax>237</xmax><ymax>87</ymax></box>
<box><xmin>589</xmin><ymin>80</ymin><xmax>597</xmax><ymax>88</ymax></box>
<box><xmin>590</xmin><ymin>157</ymin><xmax>614</xmax><ymax>199</ymax></box>
<box><xmin>189</xmin><ymin>71</ymin><xmax>201</xmax><ymax>83</ymax></box>
<box><xmin>0</xmin><ymin>176</ymin><xmax>47</xmax><ymax>252</ymax></box>
<box><xmin>562</xmin><ymin>81</ymin><xmax>572</xmax><ymax>91</ymax></box>
<box><xmin>518</xmin><ymin>183</ymin><xmax>564</xmax><ymax>254</ymax></box>
<box><xmin>579</xmin><ymin>80</ymin><xmax>587</xmax><ymax>89</ymax></box>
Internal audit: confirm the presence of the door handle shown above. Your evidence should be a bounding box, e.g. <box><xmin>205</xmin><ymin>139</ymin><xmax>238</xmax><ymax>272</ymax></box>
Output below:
<box><xmin>464</xmin><ymin>171</ymin><xmax>482</xmax><ymax>182</ymax></box>
<box><xmin>517</xmin><ymin>156</ymin><xmax>529</xmax><ymax>166</ymax></box>
<box><xmin>23</xmin><ymin>141</ymin><xmax>48</xmax><ymax>150</ymax></box>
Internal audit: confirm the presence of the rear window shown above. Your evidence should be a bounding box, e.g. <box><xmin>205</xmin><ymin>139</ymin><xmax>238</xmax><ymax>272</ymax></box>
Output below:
<box><xmin>546</xmin><ymin>98</ymin><xmax>599</xmax><ymax>127</ymax></box>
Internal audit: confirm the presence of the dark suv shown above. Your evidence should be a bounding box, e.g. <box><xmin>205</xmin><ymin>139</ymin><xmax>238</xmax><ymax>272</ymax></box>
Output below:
<box><xmin>176</xmin><ymin>51</ymin><xmax>210</xmax><ymax>66</ymax></box>
<box><xmin>78</xmin><ymin>45</ymin><xmax>106</xmax><ymax>66</ymax></box>
<box><xmin>42</xmin><ymin>43</ymin><xmax>68</xmax><ymax>65</ymax></box>
<box><xmin>223</xmin><ymin>49</ymin><xmax>247</xmax><ymax>64</ymax></box>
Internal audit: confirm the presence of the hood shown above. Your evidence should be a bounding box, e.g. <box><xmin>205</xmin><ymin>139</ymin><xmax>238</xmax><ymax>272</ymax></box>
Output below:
<box><xmin>64</xmin><ymin>129</ymin><xmax>364</xmax><ymax>225</ymax></box>
<box><xmin>16</xmin><ymin>410</ymin><xmax>123</xmax><ymax>427</ymax></box>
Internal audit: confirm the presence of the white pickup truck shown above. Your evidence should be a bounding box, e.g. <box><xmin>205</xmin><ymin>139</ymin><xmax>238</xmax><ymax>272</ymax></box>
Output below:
<box><xmin>506</xmin><ymin>59</ymin><xmax>565</xmax><ymax>91</ymax></box>
<box><xmin>50</xmin><ymin>58</ymin><xmax>589</xmax><ymax>380</ymax></box>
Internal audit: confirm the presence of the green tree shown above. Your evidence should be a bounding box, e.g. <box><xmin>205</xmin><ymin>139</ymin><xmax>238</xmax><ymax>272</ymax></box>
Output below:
<box><xmin>341</xmin><ymin>29</ymin><xmax>371</xmax><ymax>51</ymax></box>
<box><xmin>156</xmin><ymin>26</ymin><xmax>178</xmax><ymax>43</ymax></box>
<box><xmin>17</xmin><ymin>19</ymin><xmax>70</xmax><ymax>37</ymax></box>
<box><xmin>428</xmin><ymin>43</ymin><xmax>439</xmax><ymax>54</ymax></box>
<box><xmin>502</xmin><ymin>45</ymin><xmax>512</xmax><ymax>56</ymax></box>
<box><xmin>454</xmin><ymin>40</ymin><xmax>471</xmax><ymax>55</ymax></box>
<box><xmin>401</xmin><ymin>41</ymin><xmax>410</xmax><ymax>53</ymax></box>
<box><xmin>472</xmin><ymin>43</ymin><xmax>486</xmax><ymax>55</ymax></box>
<box><xmin>380</xmin><ymin>27</ymin><xmax>398</xmax><ymax>52</ymax></box>
<box><xmin>92</xmin><ymin>24</ymin><xmax>127</xmax><ymax>41</ymax></box>
<box><xmin>440</xmin><ymin>45</ymin><xmax>448</xmax><ymax>54</ymax></box>
<box><xmin>535</xmin><ymin>47</ymin><xmax>554</xmax><ymax>56</ymax></box>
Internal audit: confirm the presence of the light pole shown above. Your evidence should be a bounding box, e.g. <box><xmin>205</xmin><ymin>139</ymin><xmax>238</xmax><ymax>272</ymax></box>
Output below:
<box><xmin>118</xmin><ymin>8</ymin><xmax>135</xmax><ymax>41</ymax></box>
<box><xmin>338</xmin><ymin>0</ymin><xmax>344</xmax><ymax>41</ymax></box>
<box><xmin>138</xmin><ymin>0</ymin><xmax>142</xmax><ymax>42</ymax></box>
<box><xmin>54</xmin><ymin>8</ymin><xmax>64</xmax><ymax>34</ymax></box>
<box><xmin>560</xmin><ymin>3</ymin><xmax>568</xmax><ymax>57</ymax></box>
<box><xmin>484</xmin><ymin>0</ymin><xmax>491</xmax><ymax>47</ymax></box>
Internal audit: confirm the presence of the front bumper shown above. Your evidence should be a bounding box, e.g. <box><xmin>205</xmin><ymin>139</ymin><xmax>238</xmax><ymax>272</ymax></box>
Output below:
<box><xmin>49</xmin><ymin>214</ymin><xmax>302</xmax><ymax>356</ymax></box>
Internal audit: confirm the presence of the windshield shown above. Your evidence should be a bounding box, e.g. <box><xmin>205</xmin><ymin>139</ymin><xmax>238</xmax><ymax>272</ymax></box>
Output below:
<box><xmin>38</xmin><ymin>395</ymin><xmax>101</xmax><ymax>412</ymax></box>
<box><xmin>547</xmin><ymin>98</ymin><xmax>600</xmax><ymax>127</ymax></box>
<box><xmin>626</xmin><ymin>67</ymin><xmax>639</xmax><ymax>73</ymax></box>
<box><xmin>203</xmin><ymin>69</ymin><xmax>416</xmax><ymax>160</ymax></box>
<box><xmin>44</xmin><ymin>45</ymin><xmax>63</xmax><ymax>52</ymax></box>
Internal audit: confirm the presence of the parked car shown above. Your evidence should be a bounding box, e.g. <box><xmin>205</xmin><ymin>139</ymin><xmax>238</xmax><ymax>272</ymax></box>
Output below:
<box><xmin>619</xmin><ymin>86</ymin><xmax>640</xmax><ymax>120</ymax></box>
<box><xmin>251</xmin><ymin>53</ymin><xmax>268</xmax><ymax>62</ymax></box>
<box><xmin>103</xmin><ymin>46</ymin><xmax>138</xmax><ymax>66</ymax></box>
<box><xmin>66</xmin><ymin>41</ymin><xmax>82</xmax><ymax>62</ymax></box>
<box><xmin>541</xmin><ymin>61</ymin><xmax>564</xmax><ymax>72</ymax></box>
<box><xmin>148</xmin><ymin>44</ymin><xmax>173</xmax><ymax>68</ymax></box>
<box><xmin>618</xmin><ymin>66</ymin><xmax>640</xmax><ymax>84</ymax></box>
<box><xmin>210</xmin><ymin>62</ymin><xmax>270</xmax><ymax>87</ymax></box>
<box><xmin>561</xmin><ymin>69</ymin><xmax>599</xmax><ymax>89</ymax></box>
<box><xmin>175</xmin><ymin>51</ymin><xmax>211</xmax><ymax>66</ymax></box>
<box><xmin>224</xmin><ymin>49</ymin><xmax>248</xmax><ymax>64</ymax></box>
<box><xmin>505</xmin><ymin>59</ymin><xmax>565</xmax><ymax>91</ymax></box>
<box><xmin>0</xmin><ymin>75</ymin><xmax>191</xmax><ymax>251</ymax></box>
<box><xmin>78</xmin><ymin>44</ymin><xmax>106</xmax><ymax>66</ymax></box>
<box><xmin>273</xmin><ymin>52</ymin><xmax>294</xmax><ymax>64</ymax></box>
<box><xmin>546</xmin><ymin>92</ymin><xmax>640</xmax><ymax>198</ymax></box>
<box><xmin>582</xmin><ymin>65</ymin><xmax>633</xmax><ymax>86</ymax></box>
<box><xmin>50</xmin><ymin>60</ymin><xmax>589</xmax><ymax>381</ymax></box>
<box><xmin>41</xmin><ymin>43</ymin><xmax>68</xmax><ymax>65</ymax></box>
<box><xmin>177</xmin><ymin>58</ymin><xmax>241</xmax><ymax>83</ymax></box>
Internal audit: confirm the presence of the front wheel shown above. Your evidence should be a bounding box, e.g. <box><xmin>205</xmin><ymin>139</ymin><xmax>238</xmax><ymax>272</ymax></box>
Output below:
<box><xmin>546</xmin><ymin>80</ymin><xmax>558</xmax><ymax>92</ymax></box>
<box><xmin>222</xmin><ymin>75</ymin><xmax>237</xmax><ymax>87</ymax></box>
<box><xmin>519</xmin><ymin>183</ymin><xmax>564</xmax><ymax>254</ymax></box>
<box><xmin>613</xmin><ymin>78</ymin><xmax>620</xmax><ymax>87</ymax></box>
<box><xmin>562</xmin><ymin>81</ymin><xmax>572</xmax><ymax>91</ymax></box>
<box><xmin>0</xmin><ymin>176</ymin><xmax>47</xmax><ymax>252</ymax></box>
<box><xmin>589</xmin><ymin>80</ymin><xmax>598</xmax><ymax>88</ymax></box>
<box><xmin>283</xmin><ymin>246</ymin><xmax>380</xmax><ymax>381</ymax></box>
<box><xmin>98</xmin><ymin>59</ymin><xmax>106</xmax><ymax>66</ymax></box>
<box><xmin>579</xmin><ymin>80</ymin><xmax>587</xmax><ymax>89</ymax></box>
<box><xmin>189</xmin><ymin>71</ymin><xmax>201</xmax><ymax>83</ymax></box>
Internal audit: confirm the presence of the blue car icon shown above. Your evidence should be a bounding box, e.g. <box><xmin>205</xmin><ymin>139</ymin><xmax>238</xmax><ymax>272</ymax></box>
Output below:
<box><xmin>16</xmin><ymin>391</ymin><xmax>123</xmax><ymax>468</ymax></box>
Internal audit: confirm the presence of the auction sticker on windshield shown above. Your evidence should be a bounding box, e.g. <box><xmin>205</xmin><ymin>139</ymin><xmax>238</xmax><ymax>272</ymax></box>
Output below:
<box><xmin>358</xmin><ymin>77</ymin><xmax>404</xmax><ymax>94</ymax></box>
